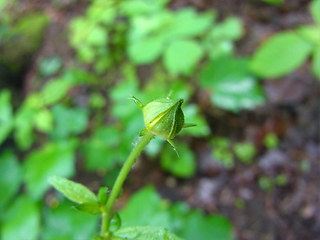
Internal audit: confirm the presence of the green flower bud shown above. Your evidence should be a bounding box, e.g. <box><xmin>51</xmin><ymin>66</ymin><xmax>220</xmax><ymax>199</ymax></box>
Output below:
<box><xmin>130</xmin><ymin>96</ymin><xmax>195</xmax><ymax>142</ymax></box>
<box><xmin>143</xmin><ymin>98</ymin><xmax>184</xmax><ymax>140</ymax></box>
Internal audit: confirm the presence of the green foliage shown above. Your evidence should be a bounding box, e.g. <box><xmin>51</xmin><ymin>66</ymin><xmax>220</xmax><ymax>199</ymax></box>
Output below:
<box><xmin>200</xmin><ymin>56</ymin><xmax>265</xmax><ymax>111</ymax></box>
<box><xmin>23</xmin><ymin>140</ymin><xmax>77</xmax><ymax>199</ymax></box>
<box><xmin>251</xmin><ymin>31</ymin><xmax>312</xmax><ymax>78</ymax></box>
<box><xmin>120</xmin><ymin>186</ymin><xmax>234</xmax><ymax>240</ymax></box>
<box><xmin>310</xmin><ymin>0</ymin><xmax>320</xmax><ymax>25</ymax></box>
<box><xmin>312</xmin><ymin>47</ymin><xmax>320</xmax><ymax>79</ymax></box>
<box><xmin>1</xmin><ymin>195</ymin><xmax>40</xmax><ymax>240</ymax></box>
<box><xmin>49</xmin><ymin>176</ymin><xmax>97</xmax><ymax>204</ymax></box>
<box><xmin>0</xmin><ymin>151</ymin><xmax>21</xmax><ymax>210</ymax></box>
<box><xmin>262</xmin><ymin>0</ymin><xmax>284</xmax><ymax>6</ymax></box>
<box><xmin>39</xmin><ymin>57</ymin><xmax>63</xmax><ymax>77</ymax></box>
<box><xmin>161</xmin><ymin>142</ymin><xmax>196</xmax><ymax>178</ymax></box>
<box><xmin>42</xmin><ymin>200</ymin><xmax>99</xmax><ymax>240</ymax></box>
<box><xmin>211</xmin><ymin>137</ymin><xmax>234</xmax><ymax>168</ymax></box>
<box><xmin>114</xmin><ymin>226</ymin><xmax>182</xmax><ymax>240</ymax></box>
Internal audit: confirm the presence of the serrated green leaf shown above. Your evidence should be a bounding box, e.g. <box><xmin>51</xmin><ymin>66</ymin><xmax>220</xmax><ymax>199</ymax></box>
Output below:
<box><xmin>161</xmin><ymin>142</ymin><xmax>196</xmax><ymax>178</ymax></box>
<box><xmin>163</xmin><ymin>39</ymin><xmax>203</xmax><ymax>75</ymax></box>
<box><xmin>0</xmin><ymin>90</ymin><xmax>13</xmax><ymax>145</ymax></box>
<box><xmin>310</xmin><ymin>0</ymin><xmax>320</xmax><ymax>25</ymax></box>
<box><xmin>251</xmin><ymin>31</ymin><xmax>312</xmax><ymax>78</ymax></box>
<box><xmin>1</xmin><ymin>195</ymin><xmax>40</xmax><ymax>240</ymax></box>
<box><xmin>114</xmin><ymin>226</ymin><xmax>183</xmax><ymax>240</ymax></box>
<box><xmin>0</xmin><ymin>151</ymin><xmax>22</xmax><ymax>209</ymax></box>
<box><xmin>23</xmin><ymin>141</ymin><xmax>77</xmax><ymax>199</ymax></box>
<box><xmin>74</xmin><ymin>202</ymin><xmax>101</xmax><ymax>215</ymax></box>
<box><xmin>312</xmin><ymin>46</ymin><xmax>320</xmax><ymax>80</ymax></box>
<box><xmin>49</xmin><ymin>175</ymin><xmax>97</xmax><ymax>204</ymax></box>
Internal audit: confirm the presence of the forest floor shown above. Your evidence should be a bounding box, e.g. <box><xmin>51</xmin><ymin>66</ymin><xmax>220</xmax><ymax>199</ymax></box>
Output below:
<box><xmin>11</xmin><ymin>0</ymin><xmax>320</xmax><ymax>239</ymax></box>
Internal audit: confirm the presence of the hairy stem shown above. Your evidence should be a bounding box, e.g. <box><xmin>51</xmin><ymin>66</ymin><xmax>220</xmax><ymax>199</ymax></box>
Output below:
<box><xmin>100</xmin><ymin>131</ymin><xmax>154</xmax><ymax>237</ymax></box>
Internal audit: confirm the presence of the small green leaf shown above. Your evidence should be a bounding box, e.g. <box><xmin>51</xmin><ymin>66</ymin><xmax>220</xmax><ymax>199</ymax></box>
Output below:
<box><xmin>49</xmin><ymin>175</ymin><xmax>97</xmax><ymax>204</ymax></box>
<box><xmin>297</xmin><ymin>26</ymin><xmax>320</xmax><ymax>45</ymax></box>
<box><xmin>251</xmin><ymin>31</ymin><xmax>313</xmax><ymax>78</ymax></box>
<box><xmin>312</xmin><ymin>46</ymin><xmax>320</xmax><ymax>80</ymax></box>
<box><xmin>2</xmin><ymin>195</ymin><xmax>40</xmax><ymax>240</ymax></box>
<box><xmin>164</xmin><ymin>39</ymin><xmax>203</xmax><ymax>75</ymax></box>
<box><xmin>98</xmin><ymin>186</ymin><xmax>109</xmax><ymax>205</ymax></box>
<box><xmin>34</xmin><ymin>108</ymin><xmax>53</xmax><ymax>133</ymax></box>
<box><xmin>310</xmin><ymin>0</ymin><xmax>320</xmax><ymax>25</ymax></box>
<box><xmin>40</xmin><ymin>57</ymin><xmax>62</xmax><ymax>77</ymax></box>
<box><xmin>73</xmin><ymin>202</ymin><xmax>101</xmax><ymax>215</ymax></box>
<box><xmin>209</xmin><ymin>17</ymin><xmax>243</xmax><ymax>40</ymax></box>
<box><xmin>234</xmin><ymin>142</ymin><xmax>256</xmax><ymax>164</ymax></box>
<box><xmin>114</xmin><ymin>226</ymin><xmax>183</xmax><ymax>240</ymax></box>
<box><xmin>41</xmin><ymin>79</ymin><xmax>73</xmax><ymax>105</ymax></box>
<box><xmin>161</xmin><ymin>142</ymin><xmax>196</xmax><ymax>178</ymax></box>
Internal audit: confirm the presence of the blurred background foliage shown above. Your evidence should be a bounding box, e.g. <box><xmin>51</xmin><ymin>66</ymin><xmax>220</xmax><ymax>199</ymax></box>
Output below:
<box><xmin>0</xmin><ymin>0</ymin><xmax>319</xmax><ymax>239</ymax></box>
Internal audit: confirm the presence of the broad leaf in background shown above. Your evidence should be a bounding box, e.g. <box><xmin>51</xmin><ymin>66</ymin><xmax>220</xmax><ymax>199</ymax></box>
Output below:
<box><xmin>48</xmin><ymin>176</ymin><xmax>97</xmax><ymax>204</ymax></box>
<box><xmin>310</xmin><ymin>0</ymin><xmax>320</xmax><ymax>25</ymax></box>
<box><xmin>1</xmin><ymin>195</ymin><xmax>40</xmax><ymax>240</ymax></box>
<box><xmin>161</xmin><ymin>142</ymin><xmax>196</xmax><ymax>178</ymax></box>
<box><xmin>114</xmin><ymin>226</ymin><xmax>183</xmax><ymax>240</ymax></box>
<box><xmin>312</xmin><ymin>47</ymin><xmax>320</xmax><ymax>80</ymax></box>
<box><xmin>163</xmin><ymin>39</ymin><xmax>203</xmax><ymax>75</ymax></box>
<box><xmin>119</xmin><ymin>186</ymin><xmax>234</xmax><ymax>240</ymax></box>
<box><xmin>42</xmin><ymin>200</ymin><xmax>99</xmax><ymax>240</ymax></box>
<box><xmin>0</xmin><ymin>151</ymin><xmax>21</xmax><ymax>210</ymax></box>
<box><xmin>23</xmin><ymin>140</ymin><xmax>77</xmax><ymax>199</ymax></box>
<box><xmin>251</xmin><ymin>31</ymin><xmax>312</xmax><ymax>78</ymax></box>
<box><xmin>0</xmin><ymin>90</ymin><xmax>13</xmax><ymax>145</ymax></box>
<box><xmin>200</xmin><ymin>56</ymin><xmax>265</xmax><ymax>111</ymax></box>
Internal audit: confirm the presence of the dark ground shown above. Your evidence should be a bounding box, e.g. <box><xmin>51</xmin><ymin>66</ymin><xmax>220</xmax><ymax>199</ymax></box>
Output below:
<box><xmin>6</xmin><ymin>0</ymin><xmax>320</xmax><ymax>240</ymax></box>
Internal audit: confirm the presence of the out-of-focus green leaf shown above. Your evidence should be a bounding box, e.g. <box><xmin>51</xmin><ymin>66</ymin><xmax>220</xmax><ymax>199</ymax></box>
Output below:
<box><xmin>1</xmin><ymin>195</ymin><xmax>40</xmax><ymax>240</ymax></box>
<box><xmin>161</xmin><ymin>142</ymin><xmax>196</xmax><ymax>178</ymax></box>
<box><xmin>251</xmin><ymin>31</ymin><xmax>312</xmax><ymax>78</ymax></box>
<box><xmin>0</xmin><ymin>151</ymin><xmax>21</xmax><ymax>209</ymax></box>
<box><xmin>41</xmin><ymin>79</ymin><xmax>73</xmax><ymax>105</ymax></box>
<box><xmin>114</xmin><ymin>226</ymin><xmax>183</xmax><ymax>240</ymax></box>
<box><xmin>49</xmin><ymin>176</ymin><xmax>97</xmax><ymax>204</ymax></box>
<box><xmin>164</xmin><ymin>39</ymin><xmax>203</xmax><ymax>75</ymax></box>
<box><xmin>14</xmin><ymin>105</ymin><xmax>35</xmax><ymax>150</ymax></box>
<box><xmin>82</xmin><ymin>126</ymin><xmax>122</xmax><ymax>171</ymax></box>
<box><xmin>34</xmin><ymin>108</ymin><xmax>53</xmax><ymax>133</ymax></box>
<box><xmin>121</xmin><ymin>0</ymin><xmax>169</xmax><ymax>16</ymax></box>
<box><xmin>0</xmin><ymin>90</ymin><xmax>13</xmax><ymax>145</ymax></box>
<box><xmin>182</xmin><ymin>104</ymin><xmax>210</xmax><ymax>137</ymax></box>
<box><xmin>234</xmin><ymin>142</ymin><xmax>256</xmax><ymax>164</ymax></box>
<box><xmin>120</xmin><ymin>186</ymin><xmax>234</xmax><ymax>240</ymax></box>
<box><xmin>51</xmin><ymin>105</ymin><xmax>88</xmax><ymax>139</ymax></box>
<box><xmin>297</xmin><ymin>26</ymin><xmax>320</xmax><ymax>45</ymax></box>
<box><xmin>120</xmin><ymin>186</ymin><xmax>171</xmax><ymax>229</ymax></box>
<box><xmin>310</xmin><ymin>0</ymin><xmax>320</xmax><ymax>25</ymax></box>
<box><xmin>167</xmin><ymin>8</ymin><xmax>214</xmax><ymax>38</ymax></box>
<box><xmin>209</xmin><ymin>17</ymin><xmax>243</xmax><ymax>40</ymax></box>
<box><xmin>179</xmin><ymin>210</ymin><xmax>234</xmax><ymax>240</ymax></box>
<box><xmin>200</xmin><ymin>57</ymin><xmax>265</xmax><ymax>111</ymax></box>
<box><xmin>23</xmin><ymin>140</ymin><xmax>77</xmax><ymax>199</ymax></box>
<box><xmin>312</xmin><ymin>46</ymin><xmax>320</xmax><ymax>80</ymax></box>
<box><xmin>42</xmin><ymin>200</ymin><xmax>99</xmax><ymax>240</ymax></box>
<box><xmin>128</xmin><ymin>35</ymin><xmax>166</xmax><ymax>64</ymax></box>
<box><xmin>262</xmin><ymin>0</ymin><xmax>284</xmax><ymax>6</ymax></box>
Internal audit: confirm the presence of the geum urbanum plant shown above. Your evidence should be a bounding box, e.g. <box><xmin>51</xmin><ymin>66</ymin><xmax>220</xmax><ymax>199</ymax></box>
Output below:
<box><xmin>49</xmin><ymin>95</ymin><xmax>195</xmax><ymax>240</ymax></box>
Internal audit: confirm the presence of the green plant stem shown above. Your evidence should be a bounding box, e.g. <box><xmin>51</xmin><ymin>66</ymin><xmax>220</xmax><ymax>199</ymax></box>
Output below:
<box><xmin>101</xmin><ymin>131</ymin><xmax>155</xmax><ymax>237</ymax></box>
